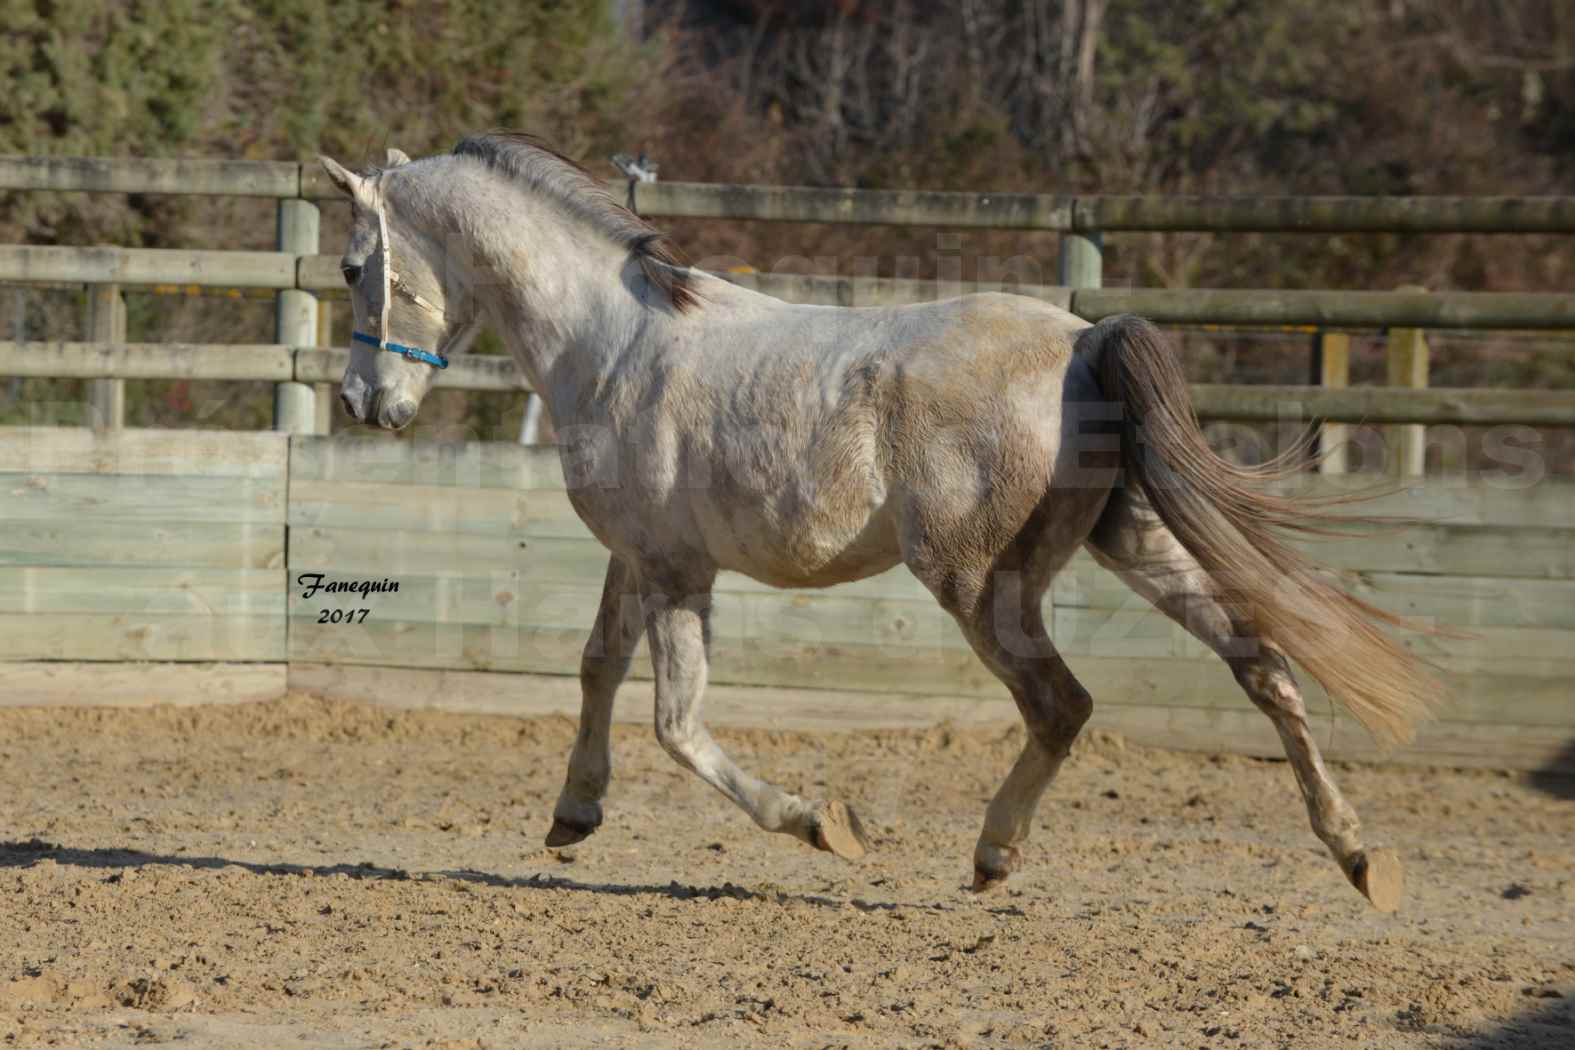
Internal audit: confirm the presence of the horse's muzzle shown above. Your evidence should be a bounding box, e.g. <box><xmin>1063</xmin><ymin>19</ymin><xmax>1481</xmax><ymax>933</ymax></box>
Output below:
<box><xmin>339</xmin><ymin>374</ymin><xmax>415</xmax><ymax>430</ymax></box>
<box><xmin>379</xmin><ymin>398</ymin><xmax>417</xmax><ymax>430</ymax></box>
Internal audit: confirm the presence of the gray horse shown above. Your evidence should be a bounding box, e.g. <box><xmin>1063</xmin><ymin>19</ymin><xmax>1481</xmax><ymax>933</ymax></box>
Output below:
<box><xmin>320</xmin><ymin>134</ymin><xmax>1436</xmax><ymax>911</ymax></box>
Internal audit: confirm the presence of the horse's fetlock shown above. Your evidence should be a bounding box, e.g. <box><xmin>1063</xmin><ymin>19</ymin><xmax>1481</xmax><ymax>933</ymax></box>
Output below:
<box><xmin>554</xmin><ymin>791</ymin><xmax>603</xmax><ymax>823</ymax></box>
<box><xmin>573</xmin><ymin>766</ymin><xmax>611</xmax><ymax>799</ymax></box>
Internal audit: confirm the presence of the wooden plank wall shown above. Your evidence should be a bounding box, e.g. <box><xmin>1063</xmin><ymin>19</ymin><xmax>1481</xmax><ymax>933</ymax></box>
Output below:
<box><xmin>0</xmin><ymin>427</ymin><xmax>288</xmax><ymax>678</ymax></box>
<box><xmin>287</xmin><ymin>434</ymin><xmax>1575</xmax><ymax>773</ymax></box>
<box><xmin>0</xmin><ymin>426</ymin><xmax>1567</xmax><ymax>771</ymax></box>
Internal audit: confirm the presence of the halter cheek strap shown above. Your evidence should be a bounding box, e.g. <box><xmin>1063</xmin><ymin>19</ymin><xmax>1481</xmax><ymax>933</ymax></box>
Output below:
<box><xmin>351</xmin><ymin>184</ymin><xmax>478</xmax><ymax>370</ymax></box>
<box><xmin>377</xmin><ymin>192</ymin><xmax>393</xmax><ymax>351</ymax></box>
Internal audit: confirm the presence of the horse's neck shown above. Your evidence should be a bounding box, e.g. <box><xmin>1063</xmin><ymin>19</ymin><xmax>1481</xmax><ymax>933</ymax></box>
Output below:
<box><xmin>472</xmin><ymin>218</ymin><xmax>658</xmax><ymax>426</ymax></box>
<box><xmin>402</xmin><ymin>163</ymin><xmax>655</xmax><ymax>425</ymax></box>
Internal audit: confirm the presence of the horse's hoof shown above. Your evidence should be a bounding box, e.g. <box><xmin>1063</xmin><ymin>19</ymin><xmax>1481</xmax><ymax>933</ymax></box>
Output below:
<box><xmin>971</xmin><ymin>867</ymin><xmax>1009</xmax><ymax>893</ymax></box>
<box><xmin>971</xmin><ymin>846</ymin><xmax>1021</xmax><ymax>893</ymax></box>
<box><xmin>545</xmin><ymin>816</ymin><xmax>598</xmax><ymax>848</ymax></box>
<box><xmin>1349</xmin><ymin>847</ymin><xmax>1403</xmax><ymax>913</ymax></box>
<box><xmin>810</xmin><ymin>801</ymin><xmax>871</xmax><ymax>861</ymax></box>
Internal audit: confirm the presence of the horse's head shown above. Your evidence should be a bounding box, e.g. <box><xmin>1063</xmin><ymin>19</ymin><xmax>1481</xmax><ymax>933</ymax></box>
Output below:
<box><xmin>319</xmin><ymin>149</ymin><xmax>480</xmax><ymax>430</ymax></box>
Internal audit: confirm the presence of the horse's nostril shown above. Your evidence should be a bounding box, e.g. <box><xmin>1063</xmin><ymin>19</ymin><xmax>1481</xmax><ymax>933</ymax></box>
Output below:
<box><xmin>339</xmin><ymin>390</ymin><xmax>359</xmax><ymax>420</ymax></box>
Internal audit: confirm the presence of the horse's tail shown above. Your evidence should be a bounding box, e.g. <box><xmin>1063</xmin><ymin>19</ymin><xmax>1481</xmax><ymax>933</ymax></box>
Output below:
<box><xmin>1077</xmin><ymin>314</ymin><xmax>1439</xmax><ymax>745</ymax></box>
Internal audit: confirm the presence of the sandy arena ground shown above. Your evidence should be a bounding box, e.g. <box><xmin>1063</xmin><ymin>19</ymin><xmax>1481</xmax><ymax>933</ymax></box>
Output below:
<box><xmin>0</xmin><ymin>692</ymin><xmax>1570</xmax><ymax>1049</ymax></box>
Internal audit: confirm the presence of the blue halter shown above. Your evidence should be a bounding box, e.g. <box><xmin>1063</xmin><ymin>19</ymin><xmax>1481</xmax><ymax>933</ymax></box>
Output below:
<box><xmin>351</xmin><ymin>329</ymin><xmax>449</xmax><ymax>369</ymax></box>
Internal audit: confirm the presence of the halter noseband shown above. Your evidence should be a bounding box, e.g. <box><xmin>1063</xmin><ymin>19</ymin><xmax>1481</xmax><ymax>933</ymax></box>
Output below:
<box><xmin>350</xmin><ymin>185</ymin><xmax>480</xmax><ymax>370</ymax></box>
<box><xmin>350</xmin><ymin>329</ymin><xmax>454</xmax><ymax>369</ymax></box>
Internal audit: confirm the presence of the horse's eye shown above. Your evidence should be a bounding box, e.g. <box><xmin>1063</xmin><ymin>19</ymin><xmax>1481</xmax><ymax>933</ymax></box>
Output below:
<box><xmin>341</xmin><ymin>264</ymin><xmax>362</xmax><ymax>287</ymax></box>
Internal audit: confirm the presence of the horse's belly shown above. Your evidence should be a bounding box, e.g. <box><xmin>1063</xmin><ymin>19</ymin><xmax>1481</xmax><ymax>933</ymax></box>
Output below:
<box><xmin>696</xmin><ymin>497</ymin><xmax>901</xmax><ymax>590</ymax></box>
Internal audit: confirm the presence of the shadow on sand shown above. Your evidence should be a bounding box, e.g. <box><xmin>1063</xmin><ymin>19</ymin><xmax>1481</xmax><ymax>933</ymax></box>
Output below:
<box><xmin>2</xmin><ymin>837</ymin><xmax>1566</xmax><ymax>1041</ymax></box>
<box><xmin>1441</xmin><ymin>996</ymin><xmax>1574</xmax><ymax>1049</ymax></box>
<box><xmin>1526</xmin><ymin>739</ymin><xmax>1575</xmax><ymax>801</ymax></box>
<box><xmin>0</xmin><ymin>837</ymin><xmax>945</xmax><ymax>913</ymax></box>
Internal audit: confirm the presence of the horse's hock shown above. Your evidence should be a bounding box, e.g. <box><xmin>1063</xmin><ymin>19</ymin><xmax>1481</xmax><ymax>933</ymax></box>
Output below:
<box><xmin>1</xmin><ymin>424</ymin><xmax>1570</xmax><ymax>777</ymax></box>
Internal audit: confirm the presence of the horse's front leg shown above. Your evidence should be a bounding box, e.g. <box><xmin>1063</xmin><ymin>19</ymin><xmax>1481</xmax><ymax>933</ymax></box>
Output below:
<box><xmin>546</xmin><ymin>556</ymin><xmax>641</xmax><ymax>847</ymax></box>
<box><xmin>642</xmin><ymin>569</ymin><xmax>871</xmax><ymax>860</ymax></box>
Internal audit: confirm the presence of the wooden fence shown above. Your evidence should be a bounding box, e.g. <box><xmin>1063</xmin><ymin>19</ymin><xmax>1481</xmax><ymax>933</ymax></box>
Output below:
<box><xmin>1</xmin><ymin>156</ymin><xmax>1571</xmax><ymax>771</ymax></box>
<box><xmin>0</xmin><ymin>428</ymin><xmax>286</xmax><ymax>652</ymax></box>
<box><xmin>6</xmin><ymin>153</ymin><xmax>1575</xmax><ymax>453</ymax></box>
<box><xmin>2</xmin><ymin>244</ymin><xmax>1572</xmax><ymax>329</ymax></box>
<box><xmin>1</xmin><ymin>424</ymin><xmax>1571</xmax><ymax>773</ymax></box>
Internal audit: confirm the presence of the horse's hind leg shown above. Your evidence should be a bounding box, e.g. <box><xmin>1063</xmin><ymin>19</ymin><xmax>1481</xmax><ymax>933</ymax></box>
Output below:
<box><xmin>1087</xmin><ymin>490</ymin><xmax>1403</xmax><ymax>911</ymax></box>
<box><xmin>640</xmin><ymin>567</ymin><xmax>871</xmax><ymax>860</ymax></box>
<box><xmin>547</xmin><ymin>556</ymin><xmax>642</xmax><ymax>847</ymax></box>
<box><xmin>916</xmin><ymin>559</ymin><xmax>1093</xmax><ymax>892</ymax></box>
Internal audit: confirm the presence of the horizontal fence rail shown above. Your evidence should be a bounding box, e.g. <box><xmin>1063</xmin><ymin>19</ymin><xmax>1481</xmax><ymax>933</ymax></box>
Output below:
<box><xmin>1187</xmin><ymin>385</ymin><xmax>1575</xmax><ymax>426</ymax></box>
<box><xmin>1072</xmin><ymin>288</ymin><xmax>1575</xmax><ymax>329</ymax></box>
<box><xmin>1069</xmin><ymin>195</ymin><xmax>1575</xmax><ymax>234</ymax></box>
<box><xmin>0</xmin><ymin>156</ymin><xmax>304</xmax><ymax>198</ymax></box>
<box><xmin>5</xmin><ymin>155</ymin><xmax>1575</xmax><ymax>233</ymax></box>
<box><xmin>628</xmin><ymin>184</ymin><xmax>1575</xmax><ymax>234</ymax></box>
<box><xmin>719</xmin><ymin>273</ymin><xmax>1575</xmax><ymax>330</ymax></box>
<box><xmin>0</xmin><ymin>245</ymin><xmax>295</xmax><ymax>288</ymax></box>
<box><xmin>9</xmin><ymin>341</ymin><xmax>1575</xmax><ymax>425</ymax></box>
<box><xmin>620</xmin><ymin>181</ymin><xmax>1077</xmax><ymax>230</ymax></box>
<box><xmin>0</xmin><ymin>342</ymin><xmax>292</xmax><ymax>381</ymax></box>
<box><xmin>7</xmin><ymin>247</ymin><xmax>1571</xmax><ymax>331</ymax></box>
<box><xmin>718</xmin><ymin>272</ymin><xmax>1074</xmax><ymax>309</ymax></box>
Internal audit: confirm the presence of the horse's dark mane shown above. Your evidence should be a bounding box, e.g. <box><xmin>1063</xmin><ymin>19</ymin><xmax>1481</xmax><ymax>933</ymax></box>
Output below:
<box><xmin>453</xmin><ymin>131</ymin><xmax>698</xmax><ymax>313</ymax></box>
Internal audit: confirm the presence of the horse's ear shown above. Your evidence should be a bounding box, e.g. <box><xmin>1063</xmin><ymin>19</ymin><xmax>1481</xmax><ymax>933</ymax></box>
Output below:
<box><xmin>318</xmin><ymin>155</ymin><xmax>369</xmax><ymax>201</ymax></box>
<box><xmin>385</xmin><ymin>147</ymin><xmax>412</xmax><ymax>167</ymax></box>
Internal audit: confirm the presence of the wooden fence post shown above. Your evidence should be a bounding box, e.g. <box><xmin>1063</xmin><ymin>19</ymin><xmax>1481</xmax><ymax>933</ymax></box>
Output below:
<box><xmin>1386</xmin><ymin>286</ymin><xmax>1430</xmax><ymax>477</ymax></box>
<box><xmin>1055</xmin><ymin>226</ymin><xmax>1102</xmax><ymax>641</ymax></box>
<box><xmin>85</xmin><ymin>283</ymin><xmax>125</xmax><ymax>428</ymax></box>
<box><xmin>1058</xmin><ymin>231</ymin><xmax>1103</xmax><ymax>289</ymax></box>
<box><xmin>1311</xmin><ymin>331</ymin><xmax>1350</xmax><ymax>474</ymax></box>
<box><xmin>314</xmin><ymin>300</ymin><xmax>334</xmax><ymax>434</ymax></box>
<box><xmin>274</xmin><ymin>197</ymin><xmax>319</xmax><ymax>433</ymax></box>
